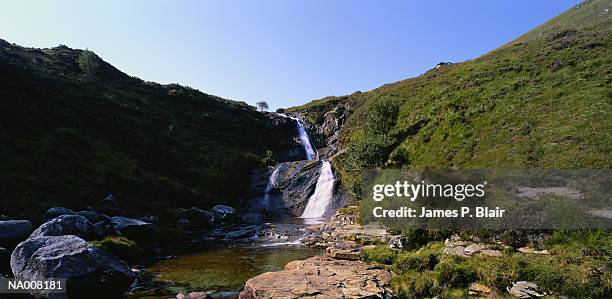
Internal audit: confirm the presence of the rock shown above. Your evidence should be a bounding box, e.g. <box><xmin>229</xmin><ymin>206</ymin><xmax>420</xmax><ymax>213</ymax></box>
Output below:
<box><xmin>325</xmin><ymin>241</ymin><xmax>361</xmax><ymax>260</ymax></box>
<box><xmin>176</xmin><ymin>218</ymin><xmax>190</xmax><ymax>230</ymax></box>
<box><xmin>11</xmin><ymin>235</ymin><xmax>135</xmax><ymax>298</ymax></box>
<box><xmin>0</xmin><ymin>220</ymin><xmax>33</xmax><ymax>247</ymax></box>
<box><xmin>242</xmin><ymin>255</ymin><xmax>392</xmax><ymax>299</ymax></box>
<box><xmin>186</xmin><ymin>207</ymin><xmax>215</xmax><ymax>228</ymax></box>
<box><xmin>211</xmin><ymin>205</ymin><xmax>236</xmax><ymax>223</ymax></box>
<box><xmin>389</xmin><ymin>235</ymin><xmax>408</xmax><ymax>250</ymax></box>
<box><xmin>29</xmin><ymin>215</ymin><xmax>103</xmax><ymax>240</ymax></box>
<box><xmin>208</xmin><ymin>291</ymin><xmax>240</xmax><ymax>299</ymax></box>
<box><xmin>464</xmin><ymin>243</ymin><xmax>488</xmax><ymax>255</ymax></box>
<box><xmin>444</xmin><ymin>234</ymin><xmax>467</xmax><ymax>247</ymax></box>
<box><xmin>469</xmin><ymin>283</ymin><xmax>493</xmax><ymax>297</ymax></box>
<box><xmin>76</xmin><ymin>210</ymin><xmax>111</xmax><ymax>224</ymax></box>
<box><xmin>140</xmin><ymin>215</ymin><xmax>160</xmax><ymax>223</ymax></box>
<box><xmin>177</xmin><ymin>292</ymin><xmax>206</xmax><ymax>299</ymax></box>
<box><xmin>518</xmin><ymin>247</ymin><xmax>549</xmax><ymax>255</ymax></box>
<box><xmin>111</xmin><ymin>216</ymin><xmax>155</xmax><ymax>236</ymax></box>
<box><xmin>507</xmin><ymin>281</ymin><xmax>546</xmax><ymax>298</ymax></box>
<box><xmin>444</xmin><ymin>246</ymin><xmax>468</xmax><ymax>257</ymax></box>
<box><xmin>44</xmin><ymin>207</ymin><xmax>77</xmax><ymax>221</ymax></box>
<box><xmin>100</xmin><ymin>193</ymin><xmax>121</xmax><ymax>213</ymax></box>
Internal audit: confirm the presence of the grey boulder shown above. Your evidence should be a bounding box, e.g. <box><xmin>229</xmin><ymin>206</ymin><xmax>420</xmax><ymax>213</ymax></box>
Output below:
<box><xmin>11</xmin><ymin>235</ymin><xmax>135</xmax><ymax>298</ymax></box>
<box><xmin>111</xmin><ymin>216</ymin><xmax>155</xmax><ymax>236</ymax></box>
<box><xmin>44</xmin><ymin>207</ymin><xmax>77</xmax><ymax>221</ymax></box>
<box><xmin>29</xmin><ymin>215</ymin><xmax>103</xmax><ymax>240</ymax></box>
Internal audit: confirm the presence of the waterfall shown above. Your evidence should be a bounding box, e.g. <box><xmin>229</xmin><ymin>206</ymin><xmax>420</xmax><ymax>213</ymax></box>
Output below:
<box><xmin>262</xmin><ymin>165</ymin><xmax>280</xmax><ymax>209</ymax></box>
<box><xmin>296</xmin><ymin>120</ymin><xmax>317</xmax><ymax>160</ymax></box>
<box><xmin>278</xmin><ymin>113</ymin><xmax>317</xmax><ymax>161</ymax></box>
<box><xmin>300</xmin><ymin>161</ymin><xmax>335</xmax><ymax>218</ymax></box>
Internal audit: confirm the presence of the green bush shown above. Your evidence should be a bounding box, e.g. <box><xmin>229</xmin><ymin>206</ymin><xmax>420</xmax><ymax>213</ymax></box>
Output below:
<box><xmin>434</xmin><ymin>260</ymin><xmax>477</xmax><ymax>288</ymax></box>
<box><xmin>343</xmin><ymin>134</ymin><xmax>392</xmax><ymax>169</ymax></box>
<box><xmin>365</xmin><ymin>99</ymin><xmax>400</xmax><ymax>135</ymax></box>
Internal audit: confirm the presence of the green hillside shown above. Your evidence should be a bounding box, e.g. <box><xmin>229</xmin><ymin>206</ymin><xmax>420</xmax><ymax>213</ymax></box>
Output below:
<box><xmin>0</xmin><ymin>41</ymin><xmax>288</xmax><ymax>221</ymax></box>
<box><xmin>290</xmin><ymin>0</ymin><xmax>611</xmax><ymax>183</ymax></box>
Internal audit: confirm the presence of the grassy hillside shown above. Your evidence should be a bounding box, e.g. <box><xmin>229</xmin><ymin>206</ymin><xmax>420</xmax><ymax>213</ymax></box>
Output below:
<box><xmin>0</xmin><ymin>40</ymin><xmax>288</xmax><ymax>221</ymax></box>
<box><xmin>290</xmin><ymin>0</ymin><xmax>611</xmax><ymax>192</ymax></box>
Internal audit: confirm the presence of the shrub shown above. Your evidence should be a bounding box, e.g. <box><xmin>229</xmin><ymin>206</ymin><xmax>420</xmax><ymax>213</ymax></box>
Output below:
<box><xmin>365</xmin><ymin>99</ymin><xmax>400</xmax><ymax>135</ymax></box>
<box><xmin>360</xmin><ymin>245</ymin><xmax>396</xmax><ymax>265</ymax></box>
<box><xmin>343</xmin><ymin>134</ymin><xmax>392</xmax><ymax>169</ymax></box>
<box><xmin>77</xmin><ymin>50</ymin><xmax>100</xmax><ymax>78</ymax></box>
<box><xmin>434</xmin><ymin>260</ymin><xmax>477</xmax><ymax>288</ymax></box>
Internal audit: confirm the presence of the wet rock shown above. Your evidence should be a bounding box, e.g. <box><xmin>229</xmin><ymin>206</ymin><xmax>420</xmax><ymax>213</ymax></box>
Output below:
<box><xmin>208</xmin><ymin>291</ymin><xmax>240</xmax><ymax>299</ymax></box>
<box><xmin>0</xmin><ymin>220</ymin><xmax>33</xmax><ymax>247</ymax></box>
<box><xmin>211</xmin><ymin>205</ymin><xmax>236</xmax><ymax>223</ymax></box>
<box><xmin>242</xmin><ymin>255</ymin><xmax>392</xmax><ymax>299</ymax></box>
<box><xmin>469</xmin><ymin>283</ymin><xmax>493</xmax><ymax>297</ymax></box>
<box><xmin>30</xmin><ymin>215</ymin><xmax>103</xmax><ymax>240</ymax></box>
<box><xmin>11</xmin><ymin>235</ymin><xmax>135</xmax><ymax>298</ymax></box>
<box><xmin>186</xmin><ymin>207</ymin><xmax>215</xmax><ymax>228</ymax></box>
<box><xmin>506</xmin><ymin>281</ymin><xmax>546</xmax><ymax>298</ymax></box>
<box><xmin>44</xmin><ymin>207</ymin><xmax>77</xmax><ymax>221</ymax></box>
<box><xmin>111</xmin><ymin>216</ymin><xmax>156</xmax><ymax>236</ymax></box>
<box><xmin>208</xmin><ymin>225</ymin><xmax>260</xmax><ymax>240</ymax></box>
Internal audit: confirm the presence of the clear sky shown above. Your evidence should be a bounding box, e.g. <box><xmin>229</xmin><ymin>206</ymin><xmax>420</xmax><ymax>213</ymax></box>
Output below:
<box><xmin>1</xmin><ymin>0</ymin><xmax>579</xmax><ymax>110</ymax></box>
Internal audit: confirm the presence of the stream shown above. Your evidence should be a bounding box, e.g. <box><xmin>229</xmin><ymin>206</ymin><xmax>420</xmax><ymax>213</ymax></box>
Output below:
<box><xmin>139</xmin><ymin>115</ymin><xmax>335</xmax><ymax>298</ymax></box>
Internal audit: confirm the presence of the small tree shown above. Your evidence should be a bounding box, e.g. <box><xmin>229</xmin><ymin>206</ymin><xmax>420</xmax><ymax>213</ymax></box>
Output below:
<box><xmin>78</xmin><ymin>50</ymin><xmax>100</xmax><ymax>78</ymax></box>
<box><xmin>256</xmin><ymin>101</ymin><xmax>269</xmax><ymax>111</ymax></box>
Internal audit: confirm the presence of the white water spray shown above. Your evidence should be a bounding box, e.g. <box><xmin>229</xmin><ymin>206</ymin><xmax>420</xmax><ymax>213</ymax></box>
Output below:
<box><xmin>296</xmin><ymin>120</ymin><xmax>317</xmax><ymax>160</ymax></box>
<box><xmin>300</xmin><ymin>161</ymin><xmax>335</xmax><ymax>218</ymax></box>
<box><xmin>262</xmin><ymin>166</ymin><xmax>280</xmax><ymax>209</ymax></box>
<box><xmin>278</xmin><ymin>113</ymin><xmax>317</xmax><ymax>160</ymax></box>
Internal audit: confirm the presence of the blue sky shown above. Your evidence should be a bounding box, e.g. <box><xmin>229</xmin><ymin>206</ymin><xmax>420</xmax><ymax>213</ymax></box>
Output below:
<box><xmin>1</xmin><ymin>0</ymin><xmax>578</xmax><ymax>110</ymax></box>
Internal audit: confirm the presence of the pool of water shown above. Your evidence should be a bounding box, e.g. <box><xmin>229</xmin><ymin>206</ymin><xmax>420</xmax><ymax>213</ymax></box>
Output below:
<box><xmin>147</xmin><ymin>244</ymin><xmax>322</xmax><ymax>293</ymax></box>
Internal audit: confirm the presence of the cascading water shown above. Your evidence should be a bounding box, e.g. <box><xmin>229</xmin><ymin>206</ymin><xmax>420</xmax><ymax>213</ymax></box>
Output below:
<box><xmin>262</xmin><ymin>166</ymin><xmax>280</xmax><ymax>209</ymax></box>
<box><xmin>296</xmin><ymin>120</ymin><xmax>317</xmax><ymax>160</ymax></box>
<box><xmin>300</xmin><ymin>161</ymin><xmax>335</xmax><ymax>218</ymax></box>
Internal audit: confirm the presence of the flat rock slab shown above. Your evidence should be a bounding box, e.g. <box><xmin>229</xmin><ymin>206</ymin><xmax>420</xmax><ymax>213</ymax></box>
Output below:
<box><xmin>241</xmin><ymin>255</ymin><xmax>393</xmax><ymax>299</ymax></box>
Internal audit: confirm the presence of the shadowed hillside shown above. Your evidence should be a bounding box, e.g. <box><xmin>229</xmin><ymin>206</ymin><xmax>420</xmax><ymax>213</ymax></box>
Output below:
<box><xmin>0</xmin><ymin>40</ymin><xmax>292</xmax><ymax>221</ymax></box>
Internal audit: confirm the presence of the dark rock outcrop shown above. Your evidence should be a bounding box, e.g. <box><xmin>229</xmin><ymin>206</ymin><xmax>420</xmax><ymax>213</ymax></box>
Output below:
<box><xmin>111</xmin><ymin>216</ymin><xmax>155</xmax><ymax>236</ymax></box>
<box><xmin>30</xmin><ymin>215</ymin><xmax>103</xmax><ymax>240</ymax></box>
<box><xmin>11</xmin><ymin>235</ymin><xmax>135</xmax><ymax>298</ymax></box>
<box><xmin>0</xmin><ymin>220</ymin><xmax>33</xmax><ymax>247</ymax></box>
<box><xmin>44</xmin><ymin>207</ymin><xmax>77</xmax><ymax>221</ymax></box>
<box><xmin>211</xmin><ymin>205</ymin><xmax>236</xmax><ymax>223</ymax></box>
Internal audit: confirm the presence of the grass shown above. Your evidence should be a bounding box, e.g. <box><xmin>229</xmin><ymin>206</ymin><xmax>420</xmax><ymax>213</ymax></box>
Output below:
<box><xmin>288</xmin><ymin>0</ymin><xmax>611</xmax><ymax>198</ymax></box>
<box><xmin>362</xmin><ymin>230</ymin><xmax>612</xmax><ymax>298</ymax></box>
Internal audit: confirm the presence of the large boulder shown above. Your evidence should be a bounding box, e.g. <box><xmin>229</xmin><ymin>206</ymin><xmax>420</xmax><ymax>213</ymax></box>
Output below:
<box><xmin>211</xmin><ymin>205</ymin><xmax>236</xmax><ymax>223</ymax></box>
<box><xmin>111</xmin><ymin>216</ymin><xmax>155</xmax><ymax>236</ymax></box>
<box><xmin>11</xmin><ymin>235</ymin><xmax>135</xmax><ymax>298</ymax></box>
<box><xmin>29</xmin><ymin>215</ymin><xmax>103</xmax><ymax>240</ymax></box>
<box><xmin>76</xmin><ymin>210</ymin><xmax>111</xmax><ymax>224</ymax></box>
<box><xmin>44</xmin><ymin>207</ymin><xmax>77</xmax><ymax>221</ymax></box>
<box><xmin>241</xmin><ymin>255</ymin><xmax>393</xmax><ymax>299</ymax></box>
<box><xmin>0</xmin><ymin>220</ymin><xmax>33</xmax><ymax>247</ymax></box>
<box><xmin>182</xmin><ymin>207</ymin><xmax>215</xmax><ymax>229</ymax></box>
